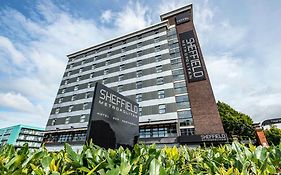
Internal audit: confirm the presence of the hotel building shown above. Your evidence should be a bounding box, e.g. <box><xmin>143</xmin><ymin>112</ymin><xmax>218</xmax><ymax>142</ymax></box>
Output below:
<box><xmin>44</xmin><ymin>4</ymin><xmax>226</xmax><ymax>150</ymax></box>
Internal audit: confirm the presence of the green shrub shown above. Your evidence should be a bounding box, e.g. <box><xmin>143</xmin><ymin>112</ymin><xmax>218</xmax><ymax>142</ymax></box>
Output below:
<box><xmin>0</xmin><ymin>142</ymin><xmax>280</xmax><ymax>174</ymax></box>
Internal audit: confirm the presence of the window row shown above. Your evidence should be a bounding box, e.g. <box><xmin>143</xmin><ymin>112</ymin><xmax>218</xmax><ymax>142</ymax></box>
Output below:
<box><xmin>135</xmin><ymin>90</ymin><xmax>165</xmax><ymax>102</ymax></box>
<box><xmin>55</xmin><ymin>103</ymin><xmax>89</xmax><ymax>114</ymax></box>
<box><xmin>51</xmin><ymin>115</ymin><xmax>87</xmax><ymax>126</ymax></box>
<box><xmin>65</xmin><ymin>55</ymin><xmax>163</xmax><ymax>78</ymax></box>
<box><xmin>69</xmin><ymin>30</ymin><xmax>161</xmax><ymax>62</ymax></box>
<box><xmin>68</xmin><ymin>44</ymin><xmax>163</xmax><ymax>69</ymax></box>
<box><xmin>116</xmin><ymin>77</ymin><xmax>165</xmax><ymax>92</ymax></box>
<box><xmin>64</xmin><ymin>64</ymin><xmax>165</xmax><ymax>87</ymax></box>
<box><xmin>139</xmin><ymin>124</ymin><xmax>177</xmax><ymax>138</ymax></box>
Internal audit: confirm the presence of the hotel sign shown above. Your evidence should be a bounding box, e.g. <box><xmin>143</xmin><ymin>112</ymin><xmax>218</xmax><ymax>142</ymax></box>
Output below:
<box><xmin>201</xmin><ymin>133</ymin><xmax>228</xmax><ymax>142</ymax></box>
<box><xmin>179</xmin><ymin>30</ymin><xmax>206</xmax><ymax>83</ymax></box>
<box><xmin>87</xmin><ymin>83</ymin><xmax>139</xmax><ymax>149</ymax></box>
<box><xmin>175</xmin><ymin>13</ymin><xmax>190</xmax><ymax>25</ymax></box>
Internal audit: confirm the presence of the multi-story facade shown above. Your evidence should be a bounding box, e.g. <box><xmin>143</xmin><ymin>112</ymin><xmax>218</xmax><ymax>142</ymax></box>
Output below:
<box><xmin>44</xmin><ymin>4</ymin><xmax>226</xmax><ymax>150</ymax></box>
<box><xmin>0</xmin><ymin>125</ymin><xmax>44</xmax><ymax>148</ymax></box>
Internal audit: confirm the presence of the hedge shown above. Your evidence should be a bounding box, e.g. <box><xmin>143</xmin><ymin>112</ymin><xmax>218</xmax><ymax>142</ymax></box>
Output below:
<box><xmin>0</xmin><ymin>141</ymin><xmax>281</xmax><ymax>174</ymax></box>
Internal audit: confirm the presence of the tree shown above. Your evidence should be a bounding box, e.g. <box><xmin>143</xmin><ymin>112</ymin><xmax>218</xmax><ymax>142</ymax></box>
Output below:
<box><xmin>217</xmin><ymin>101</ymin><xmax>255</xmax><ymax>141</ymax></box>
<box><xmin>265</xmin><ymin>126</ymin><xmax>281</xmax><ymax>145</ymax></box>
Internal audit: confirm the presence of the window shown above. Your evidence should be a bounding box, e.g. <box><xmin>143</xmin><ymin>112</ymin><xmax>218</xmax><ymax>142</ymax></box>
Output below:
<box><xmin>74</xmin><ymin>86</ymin><xmax>79</xmax><ymax>91</ymax></box>
<box><xmin>77</xmin><ymin>76</ymin><xmax>80</xmax><ymax>82</ymax></box>
<box><xmin>71</xmin><ymin>95</ymin><xmax>76</xmax><ymax>101</ymax></box>
<box><xmin>174</xmin><ymin>81</ymin><xmax>187</xmax><ymax>94</ymax></box>
<box><xmin>69</xmin><ymin>64</ymin><xmax>73</xmax><ymax>68</ymax></box>
<box><xmin>177</xmin><ymin>110</ymin><xmax>192</xmax><ymax>119</ymax></box>
<box><xmin>158</xmin><ymin>104</ymin><xmax>166</xmax><ymax>114</ymax></box>
<box><xmin>117</xmin><ymin>85</ymin><xmax>123</xmax><ymax>92</ymax></box>
<box><xmin>137</xmin><ymin>35</ymin><xmax>142</xmax><ymax>39</ymax></box>
<box><xmin>79</xmin><ymin>68</ymin><xmax>83</xmax><ymax>73</ymax></box>
<box><xmin>136</xmin><ymin>81</ymin><xmax>142</xmax><ymax>89</ymax></box>
<box><xmin>90</xmin><ymin>73</ymin><xmax>94</xmax><ymax>78</ymax></box>
<box><xmin>158</xmin><ymin>90</ymin><xmax>165</xmax><ymax>99</ymax></box>
<box><xmin>67</xmin><ymin>71</ymin><xmax>71</xmax><ymax>76</ymax></box>
<box><xmin>85</xmin><ymin>92</ymin><xmax>90</xmax><ymax>98</ymax></box>
<box><xmin>87</xmin><ymin>82</ymin><xmax>92</xmax><ymax>88</ymax></box>
<box><xmin>120</xmin><ymin>55</ymin><xmax>125</xmax><ymax>61</ymax></box>
<box><xmin>92</xmin><ymin>64</ymin><xmax>96</xmax><ymax>69</ymax></box>
<box><xmin>155</xmin><ymin>46</ymin><xmax>161</xmax><ymax>52</ymax></box>
<box><xmin>179</xmin><ymin>117</ymin><xmax>193</xmax><ymax>126</ymax></box>
<box><xmin>156</xmin><ymin>65</ymin><xmax>162</xmax><ymax>73</ymax></box>
<box><xmin>154</xmin><ymin>37</ymin><xmax>159</xmax><ymax>43</ymax></box>
<box><xmin>136</xmin><ymin>70</ymin><xmax>142</xmax><ymax>77</ymax></box>
<box><xmin>102</xmin><ymin>78</ymin><xmax>107</xmax><ymax>84</ymax></box>
<box><xmin>155</xmin><ymin>55</ymin><xmax>162</xmax><ymax>62</ymax></box>
<box><xmin>176</xmin><ymin>95</ymin><xmax>190</xmax><ymax>109</ymax></box>
<box><xmin>83</xmin><ymin>103</ymin><xmax>88</xmax><ymax>110</ymax></box>
<box><xmin>62</xmin><ymin>89</ymin><xmax>66</xmax><ymax>94</ymax></box>
<box><xmin>136</xmin><ymin>94</ymin><xmax>142</xmax><ymax>102</ymax></box>
<box><xmin>55</xmin><ymin>108</ymin><xmax>60</xmax><ymax>114</ymax></box>
<box><xmin>139</xmin><ymin>107</ymin><xmax>142</xmax><ymax>116</ymax></box>
<box><xmin>68</xmin><ymin>106</ymin><xmax>73</xmax><ymax>112</ymax></box>
<box><xmin>58</xmin><ymin>98</ymin><xmax>63</xmax><ymax>103</ymax></box>
<box><xmin>94</xmin><ymin>56</ymin><xmax>98</xmax><ymax>61</ymax></box>
<box><xmin>107</xmin><ymin>52</ymin><xmax>111</xmax><ymax>57</ymax></box>
<box><xmin>51</xmin><ymin>119</ymin><xmax>56</xmax><ymax>126</ymax></box>
<box><xmin>122</xmin><ymin>40</ymin><xmax>126</xmax><ymax>45</ymax></box>
<box><xmin>120</xmin><ymin>64</ymin><xmax>125</xmax><ymax>71</ymax></box>
<box><xmin>181</xmin><ymin>128</ymin><xmax>195</xmax><ymax>136</ymax></box>
<box><xmin>105</xmin><ymin>60</ymin><xmax>110</xmax><ymax>66</ymax></box>
<box><xmin>154</xmin><ymin>30</ymin><xmax>159</xmax><ymax>34</ymax></box>
<box><xmin>157</xmin><ymin>77</ymin><xmax>164</xmax><ymax>85</ymax></box>
<box><xmin>81</xmin><ymin>60</ymin><xmax>86</xmax><ymax>65</ymax></box>
<box><xmin>137</xmin><ymin>51</ymin><xmax>142</xmax><ymax>57</ymax></box>
<box><xmin>64</xmin><ymin>79</ymin><xmax>68</xmax><ymax>85</ymax></box>
<box><xmin>80</xmin><ymin>115</ymin><xmax>86</xmax><ymax>123</ymax></box>
<box><xmin>172</xmin><ymin>69</ymin><xmax>185</xmax><ymax>81</ymax></box>
<box><xmin>118</xmin><ymin>74</ymin><xmax>124</xmax><ymax>81</ymax></box>
<box><xmin>65</xmin><ymin>117</ymin><xmax>70</xmax><ymax>124</ymax></box>
<box><xmin>137</xmin><ymin>42</ymin><xmax>142</xmax><ymax>48</ymax></box>
<box><xmin>137</xmin><ymin>60</ymin><xmax>142</xmax><ymax>67</ymax></box>
<box><xmin>104</xmin><ymin>69</ymin><xmax>109</xmax><ymax>75</ymax></box>
<box><xmin>121</xmin><ymin>47</ymin><xmax>126</xmax><ymax>53</ymax></box>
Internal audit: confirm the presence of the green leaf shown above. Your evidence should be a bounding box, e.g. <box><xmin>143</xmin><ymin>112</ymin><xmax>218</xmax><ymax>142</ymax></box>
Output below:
<box><xmin>149</xmin><ymin>158</ymin><xmax>160</xmax><ymax>175</ymax></box>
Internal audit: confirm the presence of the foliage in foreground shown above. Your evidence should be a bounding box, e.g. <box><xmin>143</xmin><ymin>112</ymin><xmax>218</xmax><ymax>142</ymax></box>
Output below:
<box><xmin>0</xmin><ymin>142</ymin><xmax>281</xmax><ymax>175</ymax></box>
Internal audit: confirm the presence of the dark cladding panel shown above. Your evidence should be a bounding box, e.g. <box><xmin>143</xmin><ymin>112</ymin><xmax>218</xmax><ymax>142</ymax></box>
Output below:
<box><xmin>175</xmin><ymin>12</ymin><xmax>190</xmax><ymax>25</ymax></box>
<box><xmin>87</xmin><ymin>83</ymin><xmax>139</xmax><ymax>149</ymax></box>
<box><xmin>179</xmin><ymin>30</ymin><xmax>206</xmax><ymax>83</ymax></box>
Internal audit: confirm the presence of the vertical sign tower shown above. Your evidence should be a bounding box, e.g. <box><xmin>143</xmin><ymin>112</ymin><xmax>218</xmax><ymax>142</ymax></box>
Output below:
<box><xmin>161</xmin><ymin>5</ymin><xmax>225</xmax><ymax>137</ymax></box>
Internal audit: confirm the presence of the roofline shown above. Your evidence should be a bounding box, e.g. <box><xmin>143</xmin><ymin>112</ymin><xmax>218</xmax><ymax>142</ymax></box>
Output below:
<box><xmin>160</xmin><ymin>4</ymin><xmax>192</xmax><ymax>21</ymax></box>
<box><xmin>67</xmin><ymin>20</ymin><xmax>169</xmax><ymax>58</ymax></box>
<box><xmin>0</xmin><ymin>124</ymin><xmax>44</xmax><ymax>131</ymax></box>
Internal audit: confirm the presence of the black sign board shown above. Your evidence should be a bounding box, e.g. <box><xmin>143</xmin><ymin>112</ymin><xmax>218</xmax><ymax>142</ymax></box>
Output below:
<box><xmin>178</xmin><ymin>133</ymin><xmax>228</xmax><ymax>144</ymax></box>
<box><xmin>179</xmin><ymin>30</ymin><xmax>206</xmax><ymax>83</ymax></box>
<box><xmin>175</xmin><ymin>12</ymin><xmax>190</xmax><ymax>25</ymax></box>
<box><xmin>87</xmin><ymin>83</ymin><xmax>139</xmax><ymax>149</ymax></box>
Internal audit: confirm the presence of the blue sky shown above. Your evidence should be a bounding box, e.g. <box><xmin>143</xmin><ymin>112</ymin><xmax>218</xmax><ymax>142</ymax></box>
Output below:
<box><xmin>0</xmin><ymin>0</ymin><xmax>281</xmax><ymax>129</ymax></box>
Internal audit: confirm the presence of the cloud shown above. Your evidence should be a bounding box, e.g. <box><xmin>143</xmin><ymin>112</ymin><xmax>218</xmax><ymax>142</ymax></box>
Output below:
<box><xmin>100</xmin><ymin>10</ymin><xmax>112</xmax><ymax>23</ymax></box>
<box><xmin>113</xmin><ymin>1</ymin><xmax>153</xmax><ymax>34</ymax></box>
<box><xmin>0</xmin><ymin>92</ymin><xmax>40</xmax><ymax>114</ymax></box>
<box><xmin>0</xmin><ymin>1</ymin><xmax>158</xmax><ymax>128</ymax></box>
<box><xmin>0</xmin><ymin>36</ymin><xmax>25</xmax><ymax>65</ymax></box>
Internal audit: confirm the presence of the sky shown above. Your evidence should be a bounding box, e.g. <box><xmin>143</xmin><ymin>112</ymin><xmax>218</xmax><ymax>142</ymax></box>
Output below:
<box><xmin>0</xmin><ymin>0</ymin><xmax>281</xmax><ymax>129</ymax></box>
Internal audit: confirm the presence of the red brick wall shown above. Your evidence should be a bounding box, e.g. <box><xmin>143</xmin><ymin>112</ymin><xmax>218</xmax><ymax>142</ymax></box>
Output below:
<box><xmin>165</xmin><ymin>8</ymin><xmax>225</xmax><ymax>134</ymax></box>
